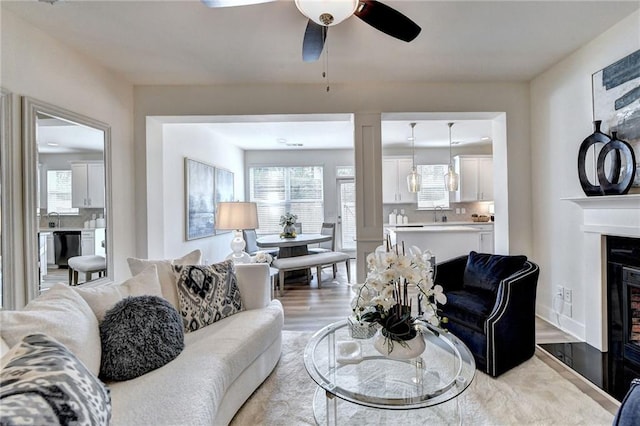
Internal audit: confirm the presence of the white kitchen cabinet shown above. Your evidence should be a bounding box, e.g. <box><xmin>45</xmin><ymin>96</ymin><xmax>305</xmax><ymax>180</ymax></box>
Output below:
<box><xmin>81</xmin><ymin>228</ymin><xmax>106</xmax><ymax>257</ymax></box>
<box><xmin>72</xmin><ymin>162</ymin><xmax>105</xmax><ymax>208</ymax></box>
<box><xmin>383</xmin><ymin>157</ymin><xmax>417</xmax><ymax>204</ymax></box>
<box><xmin>453</xmin><ymin>155</ymin><xmax>493</xmax><ymax>202</ymax></box>
<box><xmin>466</xmin><ymin>223</ymin><xmax>494</xmax><ymax>253</ymax></box>
<box><xmin>46</xmin><ymin>232</ymin><xmax>55</xmax><ymax>265</ymax></box>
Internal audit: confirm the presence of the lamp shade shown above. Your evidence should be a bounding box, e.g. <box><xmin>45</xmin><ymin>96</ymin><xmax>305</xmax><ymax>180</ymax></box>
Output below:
<box><xmin>294</xmin><ymin>0</ymin><xmax>358</xmax><ymax>26</ymax></box>
<box><xmin>215</xmin><ymin>202</ymin><xmax>259</xmax><ymax>230</ymax></box>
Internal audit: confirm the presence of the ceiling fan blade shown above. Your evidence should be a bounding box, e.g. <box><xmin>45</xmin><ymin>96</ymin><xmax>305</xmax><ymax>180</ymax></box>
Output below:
<box><xmin>201</xmin><ymin>0</ymin><xmax>275</xmax><ymax>8</ymax></box>
<box><xmin>354</xmin><ymin>0</ymin><xmax>421</xmax><ymax>42</ymax></box>
<box><xmin>302</xmin><ymin>20</ymin><xmax>327</xmax><ymax>62</ymax></box>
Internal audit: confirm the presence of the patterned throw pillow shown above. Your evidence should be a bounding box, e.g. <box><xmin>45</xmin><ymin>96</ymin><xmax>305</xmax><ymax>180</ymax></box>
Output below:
<box><xmin>173</xmin><ymin>260</ymin><xmax>244</xmax><ymax>333</ymax></box>
<box><xmin>0</xmin><ymin>334</ymin><xmax>111</xmax><ymax>426</ymax></box>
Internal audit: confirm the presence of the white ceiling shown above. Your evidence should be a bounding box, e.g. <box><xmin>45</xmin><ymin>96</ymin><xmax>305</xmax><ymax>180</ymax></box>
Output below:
<box><xmin>6</xmin><ymin>0</ymin><xmax>637</xmax><ymax>151</ymax></box>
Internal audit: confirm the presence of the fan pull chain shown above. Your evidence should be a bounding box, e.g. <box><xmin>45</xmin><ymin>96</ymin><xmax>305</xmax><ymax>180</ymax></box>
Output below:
<box><xmin>323</xmin><ymin>26</ymin><xmax>330</xmax><ymax>92</ymax></box>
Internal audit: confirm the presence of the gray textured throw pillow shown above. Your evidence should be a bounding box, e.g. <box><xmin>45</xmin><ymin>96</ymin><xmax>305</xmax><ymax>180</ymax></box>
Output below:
<box><xmin>0</xmin><ymin>333</ymin><xmax>111</xmax><ymax>426</ymax></box>
<box><xmin>99</xmin><ymin>295</ymin><xmax>184</xmax><ymax>381</ymax></box>
<box><xmin>173</xmin><ymin>260</ymin><xmax>244</xmax><ymax>333</ymax></box>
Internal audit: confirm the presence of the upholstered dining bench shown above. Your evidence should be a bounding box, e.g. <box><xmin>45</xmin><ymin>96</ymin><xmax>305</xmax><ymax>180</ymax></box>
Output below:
<box><xmin>271</xmin><ymin>252</ymin><xmax>351</xmax><ymax>295</ymax></box>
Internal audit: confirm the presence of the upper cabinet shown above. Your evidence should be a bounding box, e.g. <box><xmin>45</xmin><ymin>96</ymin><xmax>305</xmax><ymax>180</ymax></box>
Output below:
<box><xmin>71</xmin><ymin>162</ymin><xmax>105</xmax><ymax>208</ymax></box>
<box><xmin>383</xmin><ymin>157</ymin><xmax>417</xmax><ymax>204</ymax></box>
<box><xmin>453</xmin><ymin>155</ymin><xmax>493</xmax><ymax>202</ymax></box>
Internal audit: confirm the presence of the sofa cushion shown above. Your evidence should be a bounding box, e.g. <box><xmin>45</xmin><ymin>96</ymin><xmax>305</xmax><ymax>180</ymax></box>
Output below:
<box><xmin>0</xmin><ymin>284</ymin><xmax>101</xmax><ymax>376</ymax></box>
<box><xmin>100</xmin><ymin>295</ymin><xmax>184</xmax><ymax>381</ymax></box>
<box><xmin>441</xmin><ymin>288</ymin><xmax>496</xmax><ymax>332</ymax></box>
<box><xmin>127</xmin><ymin>249</ymin><xmax>202</xmax><ymax>309</ymax></box>
<box><xmin>0</xmin><ymin>334</ymin><xmax>111</xmax><ymax>426</ymax></box>
<box><xmin>173</xmin><ymin>260</ymin><xmax>244</xmax><ymax>333</ymax></box>
<box><xmin>74</xmin><ymin>264</ymin><xmax>162</xmax><ymax>321</ymax></box>
<box><xmin>463</xmin><ymin>251</ymin><xmax>527</xmax><ymax>293</ymax></box>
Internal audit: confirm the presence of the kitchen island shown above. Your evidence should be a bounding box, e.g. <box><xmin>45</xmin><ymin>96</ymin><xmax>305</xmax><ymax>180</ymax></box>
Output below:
<box><xmin>386</xmin><ymin>225</ymin><xmax>483</xmax><ymax>262</ymax></box>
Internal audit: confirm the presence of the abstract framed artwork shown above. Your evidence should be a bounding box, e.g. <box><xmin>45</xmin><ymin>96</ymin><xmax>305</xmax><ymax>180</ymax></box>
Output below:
<box><xmin>185</xmin><ymin>158</ymin><xmax>215</xmax><ymax>240</ymax></box>
<box><xmin>214</xmin><ymin>167</ymin><xmax>234</xmax><ymax>234</ymax></box>
<box><xmin>591</xmin><ymin>49</ymin><xmax>640</xmax><ymax>191</ymax></box>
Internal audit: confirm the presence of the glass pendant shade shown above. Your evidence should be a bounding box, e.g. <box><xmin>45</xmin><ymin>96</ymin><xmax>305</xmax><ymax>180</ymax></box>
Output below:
<box><xmin>406</xmin><ymin>122</ymin><xmax>421</xmax><ymax>193</ymax></box>
<box><xmin>444</xmin><ymin>122</ymin><xmax>459</xmax><ymax>191</ymax></box>
<box><xmin>444</xmin><ymin>164</ymin><xmax>459</xmax><ymax>192</ymax></box>
<box><xmin>407</xmin><ymin>166</ymin><xmax>422</xmax><ymax>192</ymax></box>
<box><xmin>294</xmin><ymin>0</ymin><xmax>359</xmax><ymax>26</ymax></box>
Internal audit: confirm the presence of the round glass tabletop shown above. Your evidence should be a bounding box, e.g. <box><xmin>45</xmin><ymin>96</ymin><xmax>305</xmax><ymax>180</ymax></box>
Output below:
<box><xmin>303</xmin><ymin>320</ymin><xmax>476</xmax><ymax>411</ymax></box>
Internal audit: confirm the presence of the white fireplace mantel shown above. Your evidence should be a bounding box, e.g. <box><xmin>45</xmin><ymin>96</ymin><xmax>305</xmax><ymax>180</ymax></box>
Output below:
<box><xmin>563</xmin><ymin>193</ymin><xmax>640</xmax><ymax>351</ymax></box>
<box><xmin>563</xmin><ymin>194</ymin><xmax>640</xmax><ymax>209</ymax></box>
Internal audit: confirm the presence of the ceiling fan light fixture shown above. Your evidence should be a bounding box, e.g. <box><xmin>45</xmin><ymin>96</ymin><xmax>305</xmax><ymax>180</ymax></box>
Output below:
<box><xmin>295</xmin><ymin>0</ymin><xmax>359</xmax><ymax>26</ymax></box>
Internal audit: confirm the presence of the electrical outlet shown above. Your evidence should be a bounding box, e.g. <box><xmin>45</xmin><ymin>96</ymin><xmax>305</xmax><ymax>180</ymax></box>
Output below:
<box><xmin>461</xmin><ymin>208</ymin><xmax>466</xmax><ymax>214</ymax></box>
<box><xmin>455</xmin><ymin>208</ymin><xmax>461</xmax><ymax>215</ymax></box>
<box><xmin>563</xmin><ymin>288</ymin><xmax>572</xmax><ymax>303</ymax></box>
<box><xmin>556</xmin><ymin>286</ymin><xmax>564</xmax><ymax>298</ymax></box>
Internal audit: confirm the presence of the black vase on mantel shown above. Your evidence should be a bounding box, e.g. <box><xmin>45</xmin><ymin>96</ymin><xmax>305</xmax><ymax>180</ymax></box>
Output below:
<box><xmin>597</xmin><ymin>131</ymin><xmax>636</xmax><ymax>195</ymax></box>
<box><xmin>577</xmin><ymin>120</ymin><xmax>617</xmax><ymax>196</ymax></box>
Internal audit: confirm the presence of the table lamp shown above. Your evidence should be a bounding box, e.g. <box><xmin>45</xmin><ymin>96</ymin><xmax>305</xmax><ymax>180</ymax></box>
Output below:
<box><xmin>215</xmin><ymin>201</ymin><xmax>259</xmax><ymax>264</ymax></box>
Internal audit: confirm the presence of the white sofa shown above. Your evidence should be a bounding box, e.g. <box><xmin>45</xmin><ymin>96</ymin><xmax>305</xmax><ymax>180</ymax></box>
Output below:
<box><xmin>0</xmin><ymin>262</ymin><xmax>284</xmax><ymax>426</ymax></box>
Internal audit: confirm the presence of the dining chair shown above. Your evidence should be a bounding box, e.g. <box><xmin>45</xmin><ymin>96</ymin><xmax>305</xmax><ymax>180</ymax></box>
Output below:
<box><xmin>243</xmin><ymin>229</ymin><xmax>278</xmax><ymax>258</ymax></box>
<box><xmin>309</xmin><ymin>223</ymin><xmax>335</xmax><ymax>254</ymax></box>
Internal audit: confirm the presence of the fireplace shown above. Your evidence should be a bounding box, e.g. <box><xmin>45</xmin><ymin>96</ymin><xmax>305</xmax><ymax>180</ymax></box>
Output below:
<box><xmin>622</xmin><ymin>266</ymin><xmax>640</xmax><ymax>366</ymax></box>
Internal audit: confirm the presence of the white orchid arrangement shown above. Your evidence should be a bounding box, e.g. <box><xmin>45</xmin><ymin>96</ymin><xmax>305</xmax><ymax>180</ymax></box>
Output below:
<box><xmin>252</xmin><ymin>251</ymin><xmax>273</xmax><ymax>265</ymax></box>
<box><xmin>352</xmin><ymin>240</ymin><xmax>447</xmax><ymax>342</ymax></box>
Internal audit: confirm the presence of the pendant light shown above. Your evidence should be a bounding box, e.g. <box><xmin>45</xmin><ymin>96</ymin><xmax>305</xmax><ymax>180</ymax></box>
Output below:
<box><xmin>406</xmin><ymin>122</ymin><xmax>421</xmax><ymax>193</ymax></box>
<box><xmin>444</xmin><ymin>122</ymin><xmax>460</xmax><ymax>191</ymax></box>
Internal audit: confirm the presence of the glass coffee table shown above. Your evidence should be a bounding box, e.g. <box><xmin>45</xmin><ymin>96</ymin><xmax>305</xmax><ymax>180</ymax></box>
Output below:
<box><xmin>303</xmin><ymin>320</ymin><xmax>476</xmax><ymax>425</ymax></box>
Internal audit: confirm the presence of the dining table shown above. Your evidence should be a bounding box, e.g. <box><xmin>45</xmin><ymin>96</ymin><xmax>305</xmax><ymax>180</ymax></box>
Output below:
<box><xmin>256</xmin><ymin>233</ymin><xmax>332</xmax><ymax>258</ymax></box>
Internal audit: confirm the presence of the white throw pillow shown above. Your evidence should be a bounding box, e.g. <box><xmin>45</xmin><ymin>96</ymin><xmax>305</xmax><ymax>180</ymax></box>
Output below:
<box><xmin>74</xmin><ymin>264</ymin><xmax>163</xmax><ymax>322</ymax></box>
<box><xmin>127</xmin><ymin>249</ymin><xmax>202</xmax><ymax>309</ymax></box>
<box><xmin>0</xmin><ymin>284</ymin><xmax>101</xmax><ymax>376</ymax></box>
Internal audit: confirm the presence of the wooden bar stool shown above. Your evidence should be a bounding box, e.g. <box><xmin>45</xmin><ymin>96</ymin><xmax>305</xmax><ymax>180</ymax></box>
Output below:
<box><xmin>68</xmin><ymin>255</ymin><xmax>106</xmax><ymax>285</ymax></box>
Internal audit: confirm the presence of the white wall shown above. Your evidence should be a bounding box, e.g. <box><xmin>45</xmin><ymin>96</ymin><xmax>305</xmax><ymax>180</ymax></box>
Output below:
<box><xmin>159</xmin><ymin>124</ymin><xmax>244</xmax><ymax>263</ymax></box>
<box><xmin>530</xmin><ymin>11</ymin><xmax>640</xmax><ymax>338</ymax></box>
<box><xmin>134</xmin><ymin>83</ymin><xmax>531</xmax><ymax>261</ymax></box>
<box><xmin>1</xmin><ymin>10</ymin><xmax>135</xmax><ymax>307</ymax></box>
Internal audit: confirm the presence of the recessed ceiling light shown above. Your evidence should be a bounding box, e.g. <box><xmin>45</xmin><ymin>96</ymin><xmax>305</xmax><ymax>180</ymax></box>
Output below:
<box><xmin>277</xmin><ymin>138</ymin><xmax>287</xmax><ymax>144</ymax></box>
<box><xmin>481</xmin><ymin>136</ymin><xmax>491</xmax><ymax>141</ymax></box>
<box><xmin>47</xmin><ymin>142</ymin><xmax>59</xmax><ymax>146</ymax></box>
<box><xmin>407</xmin><ymin>137</ymin><xmax>415</xmax><ymax>141</ymax></box>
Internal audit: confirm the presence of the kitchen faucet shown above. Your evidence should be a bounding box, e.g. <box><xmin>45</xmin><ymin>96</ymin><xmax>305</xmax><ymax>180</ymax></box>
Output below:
<box><xmin>48</xmin><ymin>212</ymin><xmax>61</xmax><ymax>228</ymax></box>
<box><xmin>433</xmin><ymin>206</ymin><xmax>444</xmax><ymax>223</ymax></box>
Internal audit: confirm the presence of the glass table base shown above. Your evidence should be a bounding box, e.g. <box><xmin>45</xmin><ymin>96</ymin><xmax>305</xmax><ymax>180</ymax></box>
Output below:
<box><xmin>312</xmin><ymin>386</ymin><xmax>462</xmax><ymax>426</ymax></box>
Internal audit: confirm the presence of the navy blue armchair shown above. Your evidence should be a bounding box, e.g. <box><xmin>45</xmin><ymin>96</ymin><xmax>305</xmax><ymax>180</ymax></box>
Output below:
<box><xmin>434</xmin><ymin>251</ymin><xmax>540</xmax><ymax>377</ymax></box>
<box><xmin>614</xmin><ymin>379</ymin><xmax>640</xmax><ymax>425</ymax></box>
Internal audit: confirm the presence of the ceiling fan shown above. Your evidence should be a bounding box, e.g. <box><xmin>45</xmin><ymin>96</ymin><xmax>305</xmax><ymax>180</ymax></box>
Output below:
<box><xmin>202</xmin><ymin>0</ymin><xmax>421</xmax><ymax>62</ymax></box>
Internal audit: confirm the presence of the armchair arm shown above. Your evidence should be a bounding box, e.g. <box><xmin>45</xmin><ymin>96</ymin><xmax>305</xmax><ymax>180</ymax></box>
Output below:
<box><xmin>485</xmin><ymin>261</ymin><xmax>540</xmax><ymax>376</ymax></box>
<box><xmin>234</xmin><ymin>263</ymin><xmax>271</xmax><ymax>310</ymax></box>
<box><xmin>434</xmin><ymin>255</ymin><xmax>468</xmax><ymax>291</ymax></box>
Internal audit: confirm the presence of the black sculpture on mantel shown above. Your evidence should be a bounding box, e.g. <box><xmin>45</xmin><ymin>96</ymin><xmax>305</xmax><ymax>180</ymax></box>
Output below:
<box><xmin>578</xmin><ymin>120</ymin><xmax>636</xmax><ymax>196</ymax></box>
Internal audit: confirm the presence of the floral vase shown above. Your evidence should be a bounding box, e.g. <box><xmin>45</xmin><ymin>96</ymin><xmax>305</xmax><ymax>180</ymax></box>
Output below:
<box><xmin>281</xmin><ymin>224</ymin><xmax>296</xmax><ymax>238</ymax></box>
<box><xmin>373</xmin><ymin>327</ymin><xmax>426</xmax><ymax>360</ymax></box>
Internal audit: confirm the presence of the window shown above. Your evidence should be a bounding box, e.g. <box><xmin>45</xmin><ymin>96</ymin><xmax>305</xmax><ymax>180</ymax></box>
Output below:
<box><xmin>416</xmin><ymin>164</ymin><xmax>450</xmax><ymax>209</ymax></box>
<box><xmin>249</xmin><ymin>166</ymin><xmax>324</xmax><ymax>234</ymax></box>
<box><xmin>47</xmin><ymin>170</ymin><xmax>78</xmax><ymax>215</ymax></box>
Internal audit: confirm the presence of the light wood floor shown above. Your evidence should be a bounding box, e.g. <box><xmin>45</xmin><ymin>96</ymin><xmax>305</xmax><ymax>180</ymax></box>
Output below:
<box><xmin>278</xmin><ymin>259</ymin><xmax>620</xmax><ymax>415</ymax></box>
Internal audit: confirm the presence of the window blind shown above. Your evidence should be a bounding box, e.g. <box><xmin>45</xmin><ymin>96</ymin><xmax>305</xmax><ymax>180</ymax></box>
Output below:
<box><xmin>416</xmin><ymin>164</ymin><xmax>450</xmax><ymax>209</ymax></box>
<box><xmin>47</xmin><ymin>170</ymin><xmax>79</xmax><ymax>215</ymax></box>
<box><xmin>250</xmin><ymin>166</ymin><xmax>324</xmax><ymax>234</ymax></box>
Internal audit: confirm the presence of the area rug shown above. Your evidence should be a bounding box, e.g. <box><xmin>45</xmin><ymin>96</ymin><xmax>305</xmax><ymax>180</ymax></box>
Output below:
<box><xmin>231</xmin><ymin>331</ymin><xmax>615</xmax><ymax>425</ymax></box>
